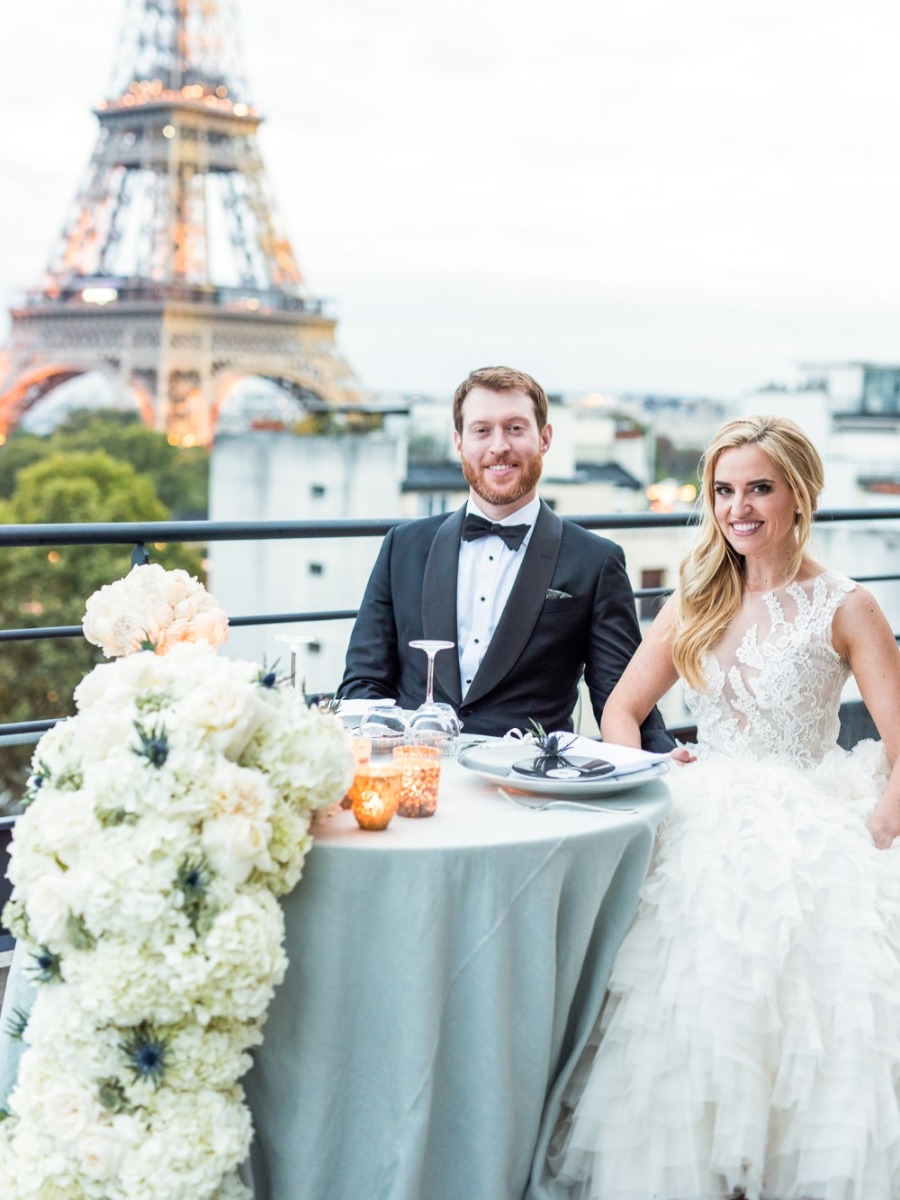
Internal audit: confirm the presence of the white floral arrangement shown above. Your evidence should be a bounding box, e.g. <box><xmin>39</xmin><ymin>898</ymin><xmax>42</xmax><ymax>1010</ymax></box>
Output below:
<box><xmin>0</xmin><ymin>569</ymin><xmax>353</xmax><ymax>1199</ymax></box>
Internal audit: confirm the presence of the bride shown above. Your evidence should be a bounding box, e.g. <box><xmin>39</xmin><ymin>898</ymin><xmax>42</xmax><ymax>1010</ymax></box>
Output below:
<box><xmin>552</xmin><ymin>415</ymin><xmax>900</xmax><ymax>1200</ymax></box>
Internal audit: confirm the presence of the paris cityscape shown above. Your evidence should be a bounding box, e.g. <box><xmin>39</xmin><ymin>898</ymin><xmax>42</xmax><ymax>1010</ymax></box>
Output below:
<box><xmin>0</xmin><ymin>0</ymin><xmax>898</xmax><ymax>717</ymax></box>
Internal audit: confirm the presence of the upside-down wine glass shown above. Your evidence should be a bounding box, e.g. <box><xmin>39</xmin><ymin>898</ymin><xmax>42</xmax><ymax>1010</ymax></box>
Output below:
<box><xmin>407</xmin><ymin>640</ymin><xmax>461</xmax><ymax>755</ymax></box>
<box><xmin>272</xmin><ymin>632</ymin><xmax>316</xmax><ymax>694</ymax></box>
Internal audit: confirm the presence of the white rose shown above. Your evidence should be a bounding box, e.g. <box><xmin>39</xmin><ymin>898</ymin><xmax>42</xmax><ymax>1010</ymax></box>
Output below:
<box><xmin>39</xmin><ymin>791</ymin><xmax>96</xmax><ymax>866</ymax></box>
<box><xmin>179</xmin><ymin>681</ymin><xmax>259</xmax><ymax>744</ymax></box>
<box><xmin>79</xmin><ymin>1114</ymin><xmax>142</xmax><ymax>1180</ymax></box>
<box><xmin>202</xmin><ymin>814</ymin><xmax>273</xmax><ymax>884</ymax></box>
<box><xmin>27</xmin><ymin>870</ymin><xmax>72</xmax><ymax>944</ymax></box>
<box><xmin>205</xmin><ymin>764</ymin><xmax>274</xmax><ymax>821</ymax></box>
<box><xmin>40</xmin><ymin>1076</ymin><xmax>100</xmax><ymax>1142</ymax></box>
<box><xmin>162</xmin><ymin>570</ymin><xmax>192</xmax><ymax>606</ymax></box>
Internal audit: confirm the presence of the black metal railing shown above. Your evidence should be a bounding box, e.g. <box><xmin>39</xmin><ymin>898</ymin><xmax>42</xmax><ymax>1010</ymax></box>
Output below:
<box><xmin>2</xmin><ymin>506</ymin><xmax>900</xmax><ymax>748</ymax></box>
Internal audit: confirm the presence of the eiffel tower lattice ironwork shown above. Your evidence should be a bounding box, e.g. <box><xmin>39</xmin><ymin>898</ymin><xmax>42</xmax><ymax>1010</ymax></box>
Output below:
<box><xmin>0</xmin><ymin>0</ymin><xmax>362</xmax><ymax>447</ymax></box>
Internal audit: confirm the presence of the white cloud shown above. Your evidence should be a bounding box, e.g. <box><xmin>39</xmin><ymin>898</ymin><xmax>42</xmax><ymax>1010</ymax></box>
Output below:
<box><xmin>1</xmin><ymin>0</ymin><xmax>898</xmax><ymax>399</ymax></box>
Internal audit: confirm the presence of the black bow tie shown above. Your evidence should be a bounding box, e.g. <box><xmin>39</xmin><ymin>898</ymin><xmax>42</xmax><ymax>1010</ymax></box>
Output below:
<box><xmin>462</xmin><ymin>513</ymin><xmax>530</xmax><ymax>551</ymax></box>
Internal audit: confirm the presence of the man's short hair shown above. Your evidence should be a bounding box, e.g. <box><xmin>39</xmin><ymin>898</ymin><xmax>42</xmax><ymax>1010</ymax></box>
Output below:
<box><xmin>452</xmin><ymin>366</ymin><xmax>549</xmax><ymax>434</ymax></box>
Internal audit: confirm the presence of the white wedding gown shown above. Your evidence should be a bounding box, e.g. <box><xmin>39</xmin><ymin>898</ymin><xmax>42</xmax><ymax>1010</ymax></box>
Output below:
<box><xmin>553</xmin><ymin>569</ymin><xmax>900</xmax><ymax>1200</ymax></box>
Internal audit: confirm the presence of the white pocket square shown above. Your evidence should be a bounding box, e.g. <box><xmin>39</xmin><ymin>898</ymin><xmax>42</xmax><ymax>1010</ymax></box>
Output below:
<box><xmin>545</xmin><ymin>588</ymin><xmax>572</xmax><ymax>600</ymax></box>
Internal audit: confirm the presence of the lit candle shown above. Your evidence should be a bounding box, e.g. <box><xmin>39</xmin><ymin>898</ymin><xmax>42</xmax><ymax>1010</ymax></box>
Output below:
<box><xmin>392</xmin><ymin>744</ymin><xmax>441</xmax><ymax>818</ymax></box>
<box><xmin>350</xmin><ymin>763</ymin><xmax>400</xmax><ymax>831</ymax></box>
<box><xmin>342</xmin><ymin>736</ymin><xmax>372</xmax><ymax>809</ymax></box>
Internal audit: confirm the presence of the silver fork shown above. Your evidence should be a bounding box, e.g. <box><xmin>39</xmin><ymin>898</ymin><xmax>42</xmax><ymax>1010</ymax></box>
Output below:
<box><xmin>498</xmin><ymin>787</ymin><xmax>637</xmax><ymax>815</ymax></box>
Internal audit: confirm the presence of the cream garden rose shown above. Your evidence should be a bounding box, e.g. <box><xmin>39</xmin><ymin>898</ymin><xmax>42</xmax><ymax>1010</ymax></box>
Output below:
<box><xmin>82</xmin><ymin>563</ymin><xmax>228</xmax><ymax>658</ymax></box>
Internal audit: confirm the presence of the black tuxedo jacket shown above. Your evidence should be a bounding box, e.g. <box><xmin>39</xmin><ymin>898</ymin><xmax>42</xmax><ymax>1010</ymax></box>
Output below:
<box><xmin>338</xmin><ymin>501</ymin><xmax>673</xmax><ymax>751</ymax></box>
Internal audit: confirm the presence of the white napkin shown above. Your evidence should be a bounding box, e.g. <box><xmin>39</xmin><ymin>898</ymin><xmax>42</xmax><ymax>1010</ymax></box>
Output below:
<box><xmin>335</xmin><ymin>698</ymin><xmax>397</xmax><ymax>728</ymax></box>
<box><xmin>545</xmin><ymin>733</ymin><xmax>671</xmax><ymax>777</ymax></box>
<box><xmin>335</xmin><ymin>698</ymin><xmax>396</xmax><ymax>717</ymax></box>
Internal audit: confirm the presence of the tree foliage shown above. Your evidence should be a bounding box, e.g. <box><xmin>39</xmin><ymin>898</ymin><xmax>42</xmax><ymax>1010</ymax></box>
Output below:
<box><xmin>654</xmin><ymin>435</ymin><xmax>704</xmax><ymax>485</ymax></box>
<box><xmin>0</xmin><ymin>446</ymin><xmax>205</xmax><ymax>807</ymax></box>
<box><xmin>0</xmin><ymin>409</ymin><xmax>209</xmax><ymax>519</ymax></box>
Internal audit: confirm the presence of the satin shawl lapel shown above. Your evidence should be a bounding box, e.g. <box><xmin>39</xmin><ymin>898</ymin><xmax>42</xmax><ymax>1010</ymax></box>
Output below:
<box><xmin>464</xmin><ymin>501</ymin><xmax>564</xmax><ymax>707</ymax></box>
<box><xmin>421</xmin><ymin>506</ymin><xmax>464</xmax><ymax>707</ymax></box>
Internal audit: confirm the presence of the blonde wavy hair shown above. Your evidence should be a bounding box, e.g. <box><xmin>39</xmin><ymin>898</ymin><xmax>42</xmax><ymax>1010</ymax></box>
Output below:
<box><xmin>672</xmin><ymin>415</ymin><xmax>824</xmax><ymax>689</ymax></box>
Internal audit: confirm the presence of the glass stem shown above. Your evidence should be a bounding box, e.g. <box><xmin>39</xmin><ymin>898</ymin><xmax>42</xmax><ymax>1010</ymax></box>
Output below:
<box><xmin>425</xmin><ymin>651</ymin><xmax>436</xmax><ymax>705</ymax></box>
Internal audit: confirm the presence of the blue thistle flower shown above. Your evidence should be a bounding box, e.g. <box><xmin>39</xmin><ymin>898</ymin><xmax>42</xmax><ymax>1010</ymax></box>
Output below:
<box><xmin>29</xmin><ymin>947</ymin><xmax>63</xmax><ymax>983</ymax></box>
<box><xmin>24</xmin><ymin>758</ymin><xmax>52</xmax><ymax>805</ymax></box>
<box><xmin>121</xmin><ymin>1023</ymin><xmax>168</xmax><ymax>1089</ymax></box>
<box><xmin>257</xmin><ymin>659</ymin><xmax>281</xmax><ymax>688</ymax></box>
<box><xmin>132</xmin><ymin>720</ymin><xmax>169</xmax><ymax>768</ymax></box>
<box><xmin>177</xmin><ymin>855</ymin><xmax>215</xmax><ymax>933</ymax></box>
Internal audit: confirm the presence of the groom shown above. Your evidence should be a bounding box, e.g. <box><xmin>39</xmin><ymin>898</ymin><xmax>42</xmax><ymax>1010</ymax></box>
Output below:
<box><xmin>338</xmin><ymin>365</ymin><xmax>672</xmax><ymax>751</ymax></box>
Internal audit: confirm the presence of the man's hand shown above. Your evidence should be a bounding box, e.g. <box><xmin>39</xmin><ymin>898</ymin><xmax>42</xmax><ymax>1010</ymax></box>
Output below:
<box><xmin>670</xmin><ymin>747</ymin><xmax>697</xmax><ymax>766</ymax></box>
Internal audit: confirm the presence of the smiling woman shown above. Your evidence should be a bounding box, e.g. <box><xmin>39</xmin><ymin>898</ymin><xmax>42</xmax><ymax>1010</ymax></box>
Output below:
<box><xmin>550</xmin><ymin>414</ymin><xmax>900</xmax><ymax>1200</ymax></box>
<box><xmin>671</xmin><ymin>414</ymin><xmax>824</xmax><ymax>687</ymax></box>
<box><xmin>713</xmin><ymin>448</ymin><xmax>807</xmax><ymax>582</ymax></box>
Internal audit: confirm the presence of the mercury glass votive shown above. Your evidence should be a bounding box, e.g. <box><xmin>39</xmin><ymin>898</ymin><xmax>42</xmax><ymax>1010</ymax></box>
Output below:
<box><xmin>350</xmin><ymin>763</ymin><xmax>400</xmax><ymax>831</ymax></box>
<box><xmin>392</xmin><ymin>744</ymin><xmax>442</xmax><ymax>818</ymax></box>
<box><xmin>342</xmin><ymin>736</ymin><xmax>373</xmax><ymax>809</ymax></box>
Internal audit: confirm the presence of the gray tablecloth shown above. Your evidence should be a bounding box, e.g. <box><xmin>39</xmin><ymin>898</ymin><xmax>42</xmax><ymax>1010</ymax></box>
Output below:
<box><xmin>242</xmin><ymin>761</ymin><xmax>669</xmax><ymax>1200</ymax></box>
<box><xmin>0</xmin><ymin>760</ymin><xmax>669</xmax><ymax>1200</ymax></box>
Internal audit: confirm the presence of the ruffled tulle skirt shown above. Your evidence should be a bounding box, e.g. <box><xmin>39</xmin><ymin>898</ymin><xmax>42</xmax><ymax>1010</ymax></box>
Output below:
<box><xmin>551</xmin><ymin>740</ymin><xmax>900</xmax><ymax>1200</ymax></box>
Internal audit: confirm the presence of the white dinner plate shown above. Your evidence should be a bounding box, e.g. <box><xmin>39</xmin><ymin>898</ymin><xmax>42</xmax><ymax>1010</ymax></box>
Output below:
<box><xmin>458</xmin><ymin>741</ymin><xmax>670</xmax><ymax>799</ymax></box>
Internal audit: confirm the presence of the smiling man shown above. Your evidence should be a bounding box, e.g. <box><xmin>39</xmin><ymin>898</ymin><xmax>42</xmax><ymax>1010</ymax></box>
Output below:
<box><xmin>338</xmin><ymin>365</ymin><xmax>672</xmax><ymax>748</ymax></box>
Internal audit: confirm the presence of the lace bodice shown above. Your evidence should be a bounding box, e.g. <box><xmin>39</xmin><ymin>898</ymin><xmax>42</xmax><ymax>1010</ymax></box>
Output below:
<box><xmin>685</xmin><ymin>569</ymin><xmax>856</xmax><ymax>769</ymax></box>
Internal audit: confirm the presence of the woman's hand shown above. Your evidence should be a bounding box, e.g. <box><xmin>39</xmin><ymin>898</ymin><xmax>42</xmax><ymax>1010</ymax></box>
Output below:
<box><xmin>866</xmin><ymin>805</ymin><xmax>900</xmax><ymax>850</ymax></box>
<box><xmin>670</xmin><ymin>747</ymin><xmax>697</xmax><ymax>766</ymax></box>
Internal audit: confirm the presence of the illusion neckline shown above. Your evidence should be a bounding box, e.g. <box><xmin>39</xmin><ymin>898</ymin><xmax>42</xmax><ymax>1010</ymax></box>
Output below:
<box><xmin>742</xmin><ymin>568</ymin><xmax>831</xmax><ymax>599</ymax></box>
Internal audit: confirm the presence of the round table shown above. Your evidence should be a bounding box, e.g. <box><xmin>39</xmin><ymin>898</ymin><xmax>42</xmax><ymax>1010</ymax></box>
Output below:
<box><xmin>241</xmin><ymin>755</ymin><xmax>670</xmax><ymax>1200</ymax></box>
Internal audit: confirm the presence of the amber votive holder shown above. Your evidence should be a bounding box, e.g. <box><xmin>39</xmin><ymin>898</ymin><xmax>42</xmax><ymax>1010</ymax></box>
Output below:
<box><xmin>392</xmin><ymin>744</ymin><xmax>442</xmax><ymax>818</ymax></box>
<box><xmin>349</xmin><ymin>762</ymin><xmax>400</xmax><ymax>831</ymax></box>
<box><xmin>342</xmin><ymin>736</ymin><xmax>373</xmax><ymax>809</ymax></box>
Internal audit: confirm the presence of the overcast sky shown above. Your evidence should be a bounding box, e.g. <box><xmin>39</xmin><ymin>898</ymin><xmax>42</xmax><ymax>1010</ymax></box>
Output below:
<box><xmin>2</xmin><ymin>0</ymin><xmax>899</xmax><ymax>401</ymax></box>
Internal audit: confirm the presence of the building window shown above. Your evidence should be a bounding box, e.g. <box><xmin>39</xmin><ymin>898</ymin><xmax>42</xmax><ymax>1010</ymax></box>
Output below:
<box><xmin>310</xmin><ymin>484</ymin><xmax>326</xmax><ymax>498</ymax></box>
<box><xmin>640</xmin><ymin>569</ymin><xmax>666</xmax><ymax>620</ymax></box>
<box><xmin>308</xmin><ymin>562</ymin><xmax>324</xmax><ymax>576</ymax></box>
<box><xmin>418</xmin><ymin>494</ymin><xmax>454</xmax><ymax>517</ymax></box>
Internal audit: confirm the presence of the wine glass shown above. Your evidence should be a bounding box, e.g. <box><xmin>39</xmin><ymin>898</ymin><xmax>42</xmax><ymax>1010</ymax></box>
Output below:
<box><xmin>407</xmin><ymin>640</ymin><xmax>461</xmax><ymax>756</ymax></box>
<box><xmin>272</xmin><ymin>632</ymin><xmax>316</xmax><ymax>693</ymax></box>
<box><xmin>359</xmin><ymin>705</ymin><xmax>410</xmax><ymax>757</ymax></box>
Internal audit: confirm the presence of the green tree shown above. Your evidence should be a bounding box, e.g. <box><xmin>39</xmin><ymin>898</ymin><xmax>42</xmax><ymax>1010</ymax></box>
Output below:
<box><xmin>51</xmin><ymin>410</ymin><xmax>209</xmax><ymax>519</ymax></box>
<box><xmin>654</xmin><ymin>435</ymin><xmax>704</xmax><ymax>485</ymax></box>
<box><xmin>0</xmin><ymin>451</ymin><xmax>204</xmax><ymax>807</ymax></box>
<box><xmin>0</xmin><ymin>431</ymin><xmax>48</xmax><ymax>500</ymax></box>
<box><xmin>0</xmin><ymin>410</ymin><xmax>209</xmax><ymax>518</ymax></box>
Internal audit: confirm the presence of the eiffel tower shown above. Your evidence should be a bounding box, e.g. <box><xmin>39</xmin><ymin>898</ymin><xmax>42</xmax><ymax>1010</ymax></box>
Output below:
<box><xmin>0</xmin><ymin>0</ymin><xmax>362</xmax><ymax>447</ymax></box>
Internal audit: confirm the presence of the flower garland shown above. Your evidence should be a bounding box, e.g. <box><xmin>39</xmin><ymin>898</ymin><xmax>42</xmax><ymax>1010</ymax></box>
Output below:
<box><xmin>0</xmin><ymin>566</ymin><xmax>352</xmax><ymax>1199</ymax></box>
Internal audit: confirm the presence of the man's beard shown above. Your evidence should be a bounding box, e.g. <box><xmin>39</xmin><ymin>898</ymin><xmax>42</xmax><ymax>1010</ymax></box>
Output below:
<box><xmin>460</xmin><ymin>450</ymin><xmax>544</xmax><ymax>508</ymax></box>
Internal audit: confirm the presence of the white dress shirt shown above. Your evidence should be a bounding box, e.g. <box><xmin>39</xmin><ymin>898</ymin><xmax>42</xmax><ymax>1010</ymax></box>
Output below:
<box><xmin>456</xmin><ymin>496</ymin><xmax>541</xmax><ymax>700</ymax></box>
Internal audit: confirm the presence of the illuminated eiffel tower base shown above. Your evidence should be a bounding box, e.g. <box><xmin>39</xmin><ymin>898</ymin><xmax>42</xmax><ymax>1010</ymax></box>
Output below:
<box><xmin>0</xmin><ymin>0</ymin><xmax>361</xmax><ymax>447</ymax></box>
